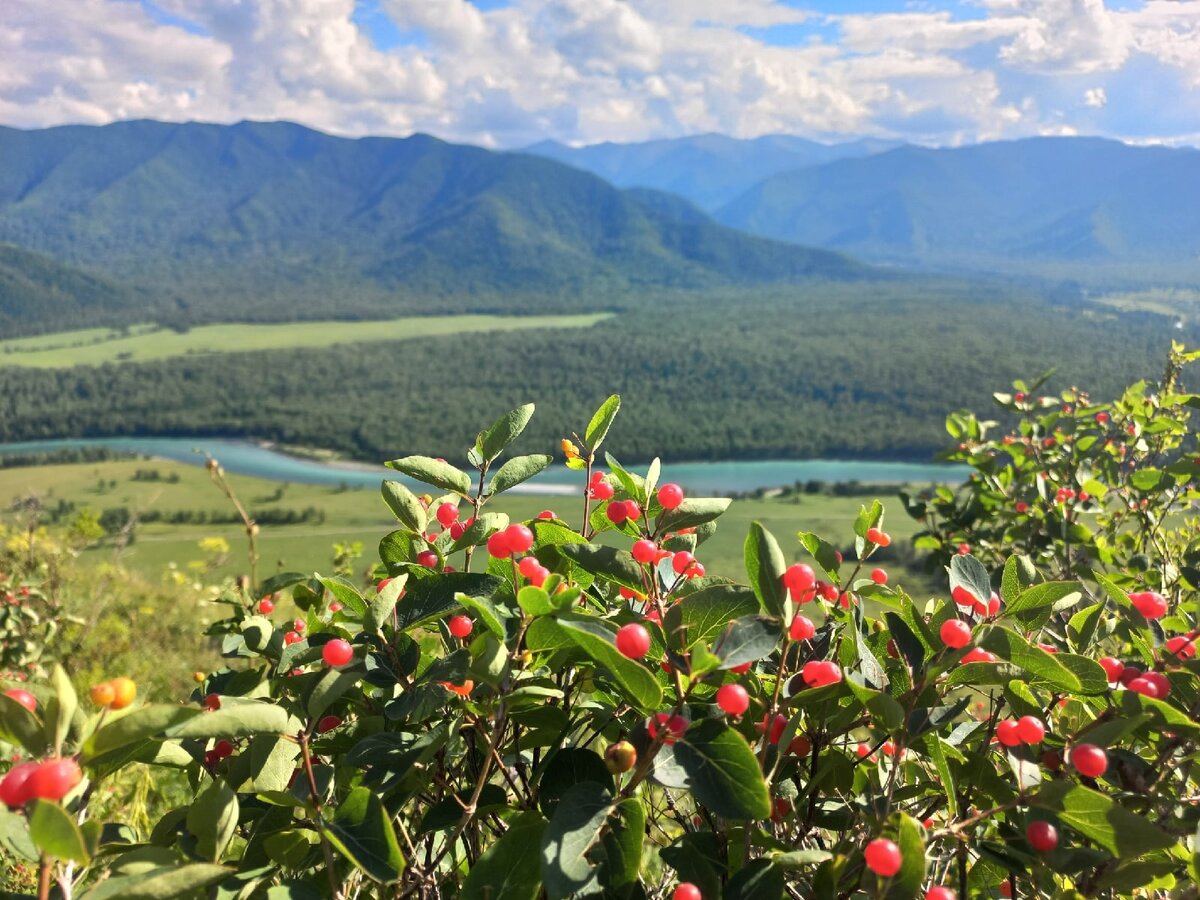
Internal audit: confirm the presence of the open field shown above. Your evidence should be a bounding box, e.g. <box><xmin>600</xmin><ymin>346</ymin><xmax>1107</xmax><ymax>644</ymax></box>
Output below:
<box><xmin>0</xmin><ymin>457</ymin><xmax>929</xmax><ymax>590</ymax></box>
<box><xmin>0</xmin><ymin>313</ymin><xmax>613</xmax><ymax>367</ymax></box>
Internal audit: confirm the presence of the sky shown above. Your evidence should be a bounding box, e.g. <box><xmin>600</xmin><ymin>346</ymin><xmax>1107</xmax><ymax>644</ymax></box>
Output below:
<box><xmin>1</xmin><ymin>0</ymin><xmax>1198</xmax><ymax>148</ymax></box>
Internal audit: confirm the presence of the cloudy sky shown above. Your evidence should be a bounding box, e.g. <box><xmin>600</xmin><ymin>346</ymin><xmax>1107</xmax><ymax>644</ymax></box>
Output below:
<box><xmin>2</xmin><ymin>0</ymin><xmax>1198</xmax><ymax>148</ymax></box>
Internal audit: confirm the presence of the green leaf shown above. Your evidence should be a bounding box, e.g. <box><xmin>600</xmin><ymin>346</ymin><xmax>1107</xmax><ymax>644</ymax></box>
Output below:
<box><xmin>713</xmin><ymin>616</ymin><xmax>780</xmax><ymax>670</ymax></box>
<box><xmin>745</xmin><ymin>522</ymin><xmax>787</xmax><ymax>617</ymax></box>
<box><xmin>1000</xmin><ymin>555</ymin><xmax>1022</xmax><ymax>605</ymax></box>
<box><xmin>556</xmin><ymin>617</ymin><xmax>663</xmax><ymax>711</ymax></box>
<box><xmin>307</xmin><ymin>668</ymin><xmax>359</xmax><ymax>720</ymax></box>
<box><xmin>664</xmin><ymin>584</ymin><xmax>762</xmax><ymax>650</ymax></box>
<box><xmin>980</xmin><ymin>627</ymin><xmax>1081</xmax><ymax>691</ymax></box>
<box><xmin>385</xmin><ymin>455</ymin><xmax>472</xmax><ymax>495</ymax></box>
<box><xmin>661</xmin><ymin>834</ymin><xmax>723</xmax><ymax>900</ymax></box>
<box><xmin>1068</xmin><ymin>603</ymin><xmax>1105</xmax><ymax>650</ymax></box>
<box><xmin>396</xmin><ymin>573</ymin><xmax>505</xmax><ymax>631</ymax></box>
<box><xmin>481</xmin><ymin>403</ymin><xmax>535</xmax><ymax>461</ymax></box>
<box><xmin>1004</xmin><ymin>581</ymin><xmax>1082</xmax><ymax>618</ymax></box>
<box><xmin>48</xmin><ymin>664</ymin><xmax>77</xmax><ymax>755</ymax></box>
<box><xmin>79</xmin><ymin>864</ymin><xmax>231</xmax><ymax>900</ymax></box>
<box><xmin>598</xmin><ymin>797</ymin><xmax>645</xmax><ymax>890</ymax></box>
<box><xmin>517</xmin><ymin>586</ymin><xmax>556</xmax><ymax>617</ymax></box>
<box><xmin>248</xmin><ymin>735</ymin><xmax>302</xmax><ymax>792</ymax></box>
<box><xmin>28</xmin><ymin>800</ymin><xmax>90</xmax><ymax>864</ymax></box>
<box><xmin>796</xmin><ymin>531</ymin><xmax>842</xmax><ymax>581</ymax></box>
<box><xmin>186</xmin><ymin>779</ymin><xmax>238</xmax><ymax>861</ymax></box>
<box><xmin>674</xmin><ymin>719</ymin><xmax>771</xmax><ymax>820</ymax></box>
<box><xmin>487</xmin><ymin>455</ymin><xmax>552</xmax><ymax>496</ymax></box>
<box><xmin>885</xmin><ymin>812</ymin><xmax>927</xmax><ymax>900</ymax></box>
<box><xmin>316</xmin><ymin>575</ymin><xmax>368</xmax><ymax>618</ymax></box>
<box><xmin>1033</xmin><ymin>782</ymin><xmax>1175</xmax><ymax>858</ymax></box>
<box><xmin>380</xmin><ymin>480</ymin><xmax>426</xmax><ymax>532</ymax></box>
<box><xmin>585</xmin><ymin>394</ymin><xmax>621</xmax><ymax>452</ymax></box>
<box><xmin>83</xmin><ymin>705</ymin><xmax>199</xmax><ymax>762</ymax></box>
<box><xmin>366</xmin><ymin>574</ymin><xmax>407</xmax><ymax>633</ymax></box>
<box><xmin>450</xmin><ymin>512</ymin><xmax>509</xmax><ymax>553</ymax></box>
<box><xmin>540</xmin><ymin>781</ymin><xmax>613</xmax><ymax>899</ymax></box>
<box><xmin>0</xmin><ymin>693</ymin><xmax>47</xmax><ymax>757</ymax></box>
<box><xmin>322</xmin><ymin>786</ymin><xmax>406</xmax><ymax>884</ymax></box>
<box><xmin>168</xmin><ymin>701</ymin><xmax>290</xmax><ymax>740</ymax></box>
<box><xmin>462</xmin><ymin>810</ymin><xmax>547</xmax><ymax>900</ymax></box>
<box><xmin>660</xmin><ymin>498</ymin><xmax>732</xmax><ymax>533</ymax></box>
<box><xmin>773</xmin><ymin>849</ymin><xmax>833</xmax><ymax>869</ymax></box>
<box><xmin>949</xmin><ymin>554</ymin><xmax>992</xmax><ymax>607</ymax></box>
<box><xmin>726</xmin><ymin>858</ymin><xmax>784</xmax><ymax>900</ymax></box>
<box><xmin>557</xmin><ymin>544</ymin><xmax>644</xmax><ymax>591</ymax></box>
<box><xmin>457</xmin><ymin>592</ymin><xmax>507</xmax><ymax>638</ymax></box>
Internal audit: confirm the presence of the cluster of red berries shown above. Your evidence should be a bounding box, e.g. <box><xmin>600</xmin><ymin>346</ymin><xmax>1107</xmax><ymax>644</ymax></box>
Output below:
<box><xmin>995</xmin><ymin>715</ymin><xmax>1046</xmax><ymax>746</ymax></box>
<box><xmin>1097</xmin><ymin>657</ymin><xmax>1171</xmax><ymax>698</ymax></box>
<box><xmin>0</xmin><ymin>757</ymin><xmax>82</xmax><ymax>807</ymax></box>
<box><xmin>951</xmin><ymin>586</ymin><xmax>1001</xmax><ymax>617</ymax></box>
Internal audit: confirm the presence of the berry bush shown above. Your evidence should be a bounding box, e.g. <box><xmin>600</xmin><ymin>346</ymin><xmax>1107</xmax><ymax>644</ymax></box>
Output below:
<box><xmin>2</xmin><ymin>353</ymin><xmax>1200</xmax><ymax>899</ymax></box>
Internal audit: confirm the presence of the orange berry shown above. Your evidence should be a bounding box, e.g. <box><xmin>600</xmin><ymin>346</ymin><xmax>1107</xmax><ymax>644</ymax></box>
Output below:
<box><xmin>89</xmin><ymin>682</ymin><xmax>116</xmax><ymax>708</ymax></box>
<box><xmin>108</xmin><ymin>677</ymin><xmax>137</xmax><ymax>710</ymax></box>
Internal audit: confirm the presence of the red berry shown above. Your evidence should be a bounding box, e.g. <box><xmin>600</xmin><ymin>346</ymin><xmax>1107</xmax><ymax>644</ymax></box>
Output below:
<box><xmin>292</xmin><ymin>618</ymin><xmax>306</xmax><ymax>632</ymax></box>
<box><xmin>416</xmin><ymin>550</ymin><xmax>439</xmax><ymax>568</ymax></box>
<box><xmin>658</xmin><ymin>483</ymin><xmax>685</xmax><ymax>510</ymax></box>
<box><xmin>486</xmin><ymin>531</ymin><xmax>512</xmax><ymax>559</ymax></box>
<box><xmin>673</xmin><ymin>884</ymin><xmax>701</xmax><ymax>900</ymax></box>
<box><xmin>730</xmin><ymin>661</ymin><xmax>752</xmax><ymax>674</ymax></box>
<box><xmin>284</xmin><ymin>630</ymin><xmax>303</xmax><ymax>645</ymax></box>
<box><xmin>589</xmin><ymin>479</ymin><xmax>615</xmax><ymax>501</ymax></box>
<box><xmin>927</xmin><ymin>889</ymin><xmax>956</xmax><ymax>900</ymax></box>
<box><xmin>257</xmin><ymin>598</ymin><xmax>274</xmax><ymax>614</ymax></box>
<box><xmin>1165</xmin><ymin>636</ymin><xmax>1197</xmax><ymax>660</ymax></box>
<box><xmin>605</xmin><ymin>503</ymin><xmax>629</xmax><ymax>525</ymax></box>
<box><xmin>1098</xmin><ymin>656</ymin><xmax>1124</xmax><ymax>683</ymax></box>
<box><xmin>1015</xmin><ymin>501</ymin><xmax>1029</xmax><ymax>513</ymax></box>
<box><xmin>957</xmin><ymin>543</ymin><xmax>971</xmax><ymax>555</ymax></box>
<box><xmin>1142</xmin><ymin>671</ymin><xmax>1171</xmax><ymax>697</ymax></box>
<box><xmin>518</xmin><ymin>556</ymin><xmax>542</xmax><ymax>578</ymax></box>
<box><xmin>449</xmin><ymin>521</ymin><xmax>466</xmax><ymax>540</ymax></box>
<box><xmin>939</xmin><ymin>619</ymin><xmax>972</xmax><ymax>649</ymax></box>
<box><xmin>448</xmin><ymin>615</ymin><xmax>473</xmax><ymax>639</ymax></box>
<box><xmin>377</xmin><ymin>578</ymin><xmax>391</xmax><ymax>593</ymax></box>
<box><xmin>505</xmin><ymin>524</ymin><xmax>535</xmax><ymax>553</ymax></box>
<box><xmin>961</xmin><ymin>647</ymin><xmax>995</xmax><ymax>664</ymax></box>
<box><xmin>1026</xmin><ymin>821</ymin><xmax>1058</xmax><ymax>852</ymax></box>
<box><xmin>1119</xmin><ymin>665</ymin><xmax>1143</xmax><ymax>686</ymax></box>
<box><xmin>527</xmin><ymin>565</ymin><xmax>549</xmax><ymax>588</ymax></box>
<box><xmin>818</xmin><ymin>581</ymin><xmax>839</xmax><ymax>602</ymax></box>
<box><xmin>0</xmin><ymin>761</ymin><xmax>39</xmax><ymax>808</ymax></box>
<box><xmin>996</xmin><ymin>720</ymin><xmax>1021</xmax><ymax>747</ymax></box>
<box><xmin>987</xmin><ymin>593</ymin><xmax>1001</xmax><ymax>616</ymax></box>
<box><xmin>4</xmin><ymin>689</ymin><xmax>37</xmax><ymax>713</ymax></box>
<box><xmin>716</xmin><ymin>684</ymin><xmax>749</xmax><ymax>716</ymax></box>
<box><xmin>537</xmin><ymin>509</ymin><xmax>556</xmax><ymax>520</ymax></box>
<box><xmin>801</xmin><ymin>660</ymin><xmax>842</xmax><ymax>688</ymax></box>
<box><xmin>783</xmin><ymin>563</ymin><xmax>816</xmax><ymax>594</ymax></box>
<box><xmin>1128</xmin><ymin>676</ymin><xmax>1163</xmax><ymax>699</ymax></box>
<box><xmin>865</xmin><ymin>527</ymin><xmax>890</xmax><ymax>546</ymax></box>
<box><xmin>1070</xmin><ymin>743</ymin><xmax>1108</xmax><ymax>778</ymax></box>
<box><xmin>1016</xmin><ymin>716</ymin><xmax>1045</xmax><ymax>744</ymax></box>
<box><xmin>648</xmin><ymin>713</ymin><xmax>689</xmax><ymax>744</ymax></box>
<box><xmin>951</xmin><ymin>586</ymin><xmax>977</xmax><ymax>607</ymax></box>
<box><xmin>1129</xmin><ymin>590</ymin><xmax>1168</xmax><ymax>619</ymax></box>
<box><xmin>624</xmin><ymin>501</ymin><xmax>641</xmax><ymax>521</ymax></box>
<box><xmin>789</xmin><ymin>614</ymin><xmax>816</xmax><ymax>641</ymax></box>
<box><xmin>317</xmin><ymin>714</ymin><xmax>343</xmax><ymax>733</ymax></box>
<box><xmin>864</xmin><ymin>838</ymin><xmax>902</xmax><ymax>877</ymax></box>
<box><xmin>435</xmin><ymin>503</ymin><xmax>459</xmax><ymax>527</ymax></box>
<box><xmin>213</xmin><ymin>739</ymin><xmax>235</xmax><ymax>759</ymax></box>
<box><xmin>27</xmin><ymin>758</ymin><xmax>82</xmax><ymax>802</ymax></box>
<box><xmin>616</xmin><ymin>623</ymin><xmax>651</xmax><ymax>659</ymax></box>
<box><xmin>322</xmin><ymin>639</ymin><xmax>354</xmax><ymax>668</ymax></box>
<box><xmin>672</xmin><ymin>551</ymin><xmax>695</xmax><ymax>575</ymax></box>
<box><xmin>204</xmin><ymin>693</ymin><xmax>221</xmax><ymax>711</ymax></box>
<box><xmin>870</xmin><ymin>568</ymin><xmax>888</xmax><ymax>585</ymax></box>
<box><xmin>856</xmin><ymin>742</ymin><xmax>871</xmax><ymax>758</ymax></box>
<box><xmin>757</xmin><ymin>713</ymin><xmax>788</xmax><ymax>744</ymax></box>
<box><xmin>632</xmin><ymin>539</ymin><xmax>658</xmax><ymax>564</ymax></box>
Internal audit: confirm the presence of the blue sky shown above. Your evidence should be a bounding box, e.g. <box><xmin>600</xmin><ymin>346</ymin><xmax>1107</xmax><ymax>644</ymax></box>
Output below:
<box><xmin>3</xmin><ymin>1</ymin><xmax>1197</xmax><ymax>148</ymax></box>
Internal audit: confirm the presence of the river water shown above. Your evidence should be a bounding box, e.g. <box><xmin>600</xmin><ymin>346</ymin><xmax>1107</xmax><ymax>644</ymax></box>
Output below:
<box><xmin>0</xmin><ymin>437</ymin><xmax>967</xmax><ymax>495</ymax></box>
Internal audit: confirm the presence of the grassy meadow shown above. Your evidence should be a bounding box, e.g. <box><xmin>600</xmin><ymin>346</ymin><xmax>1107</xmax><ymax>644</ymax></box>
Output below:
<box><xmin>0</xmin><ymin>313</ymin><xmax>612</xmax><ymax>367</ymax></box>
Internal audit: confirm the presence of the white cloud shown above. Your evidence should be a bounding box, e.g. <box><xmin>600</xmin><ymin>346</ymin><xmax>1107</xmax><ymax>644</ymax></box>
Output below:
<box><xmin>0</xmin><ymin>0</ymin><xmax>1197</xmax><ymax>147</ymax></box>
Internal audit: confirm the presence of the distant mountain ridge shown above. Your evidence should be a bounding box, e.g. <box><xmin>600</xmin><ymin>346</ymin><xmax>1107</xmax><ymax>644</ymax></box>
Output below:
<box><xmin>0</xmin><ymin>120</ymin><xmax>864</xmax><ymax>331</ymax></box>
<box><xmin>713</xmin><ymin>137</ymin><xmax>1200</xmax><ymax>281</ymax></box>
<box><xmin>525</xmin><ymin>133</ymin><xmax>901</xmax><ymax>211</ymax></box>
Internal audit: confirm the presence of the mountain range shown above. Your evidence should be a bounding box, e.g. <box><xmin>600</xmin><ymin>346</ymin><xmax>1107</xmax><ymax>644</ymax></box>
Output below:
<box><xmin>0</xmin><ymin>120</ymin><xmax>861</xmax><ymax>333</ymax></box>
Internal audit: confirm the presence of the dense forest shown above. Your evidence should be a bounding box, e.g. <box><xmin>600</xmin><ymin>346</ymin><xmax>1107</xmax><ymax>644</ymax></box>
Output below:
<box><xmin>0</xmin><ymin>281</ymin><xmax>1189</xmax><ymax>464</ymax></box>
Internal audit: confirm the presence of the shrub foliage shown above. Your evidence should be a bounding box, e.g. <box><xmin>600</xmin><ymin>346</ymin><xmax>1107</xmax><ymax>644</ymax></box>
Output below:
<box><xmin>2</xmin><ymin>346</ymin><xmax>1200</xmax><ymax>899</ymax></box>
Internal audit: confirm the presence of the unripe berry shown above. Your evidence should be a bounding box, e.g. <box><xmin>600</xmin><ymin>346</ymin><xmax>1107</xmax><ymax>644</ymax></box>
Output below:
<box><xmin>1070</xmin><ymin>743</ymin><xmax>1108</xmax><ymax>778</ymax></box>
<box><xmin>323</xmin><ymin>639</ymin><xmax>354</xmax><ymax>668</ymax></box>
<box><xmin>716</xmin><ymin>684</ymin><xmax>749</xmax><ymax>716</ymax></box>
<box><xmin>89</xmin><ymin>683</ymin><xmax>115</xmax><ymax>708</ymax></box>
<box><xmin>109</xmin><ymin>677</ymin><xmax>137</xmax><ymax>710</ymax></box>
<box><xmin>864</xmin><ymin>838</ymin><xmax>902</xmax><ymax>877</ymax></box>
<box><xmin>658</xmin><ymin>483</ymin><xmax>684</xmax><ymax>510</ymax></box>
<box><xmin>605</xmin><ymin>740</ymin><xmax>637</xmax><ymax>774</ymax></box>
<box><xmin>615</xmin><ymin>623</ymin><xmax>650</xmax><ymax>659</ymax></box>
<box><xmin>1026</xmin><ymin>821</ymin><xmax>1058</xmax><ymax>852</ymax></box>
<box><xmin>448</xmin><ymin>615</ymin><xmax>473</xmax><ymax>639</ymax></box>
<box><xmin>939</xmin><ymin>619</ymin><xmax>971</xmax><ymax>649</ymax></box>
<box><xmin>4</xmin><ymin>689</ymin><xmax>36</xmax><ymax>712</ymax></box>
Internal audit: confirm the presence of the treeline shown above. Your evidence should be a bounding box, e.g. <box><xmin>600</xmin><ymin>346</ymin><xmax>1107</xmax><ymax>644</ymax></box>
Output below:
<box><xmin>27</xmin><ymin>500</ymin><xmax>325</xmax><ymax>530</ymax></box>
<box><xmin>0</xmin><ymin>281</ymin><xmax>1192</xmax><ymax>465</ymax></box>
<box><xmin>0</xmin><ymin>447</ymin><xmax>134</xmax><ymax>468</ymax></box>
